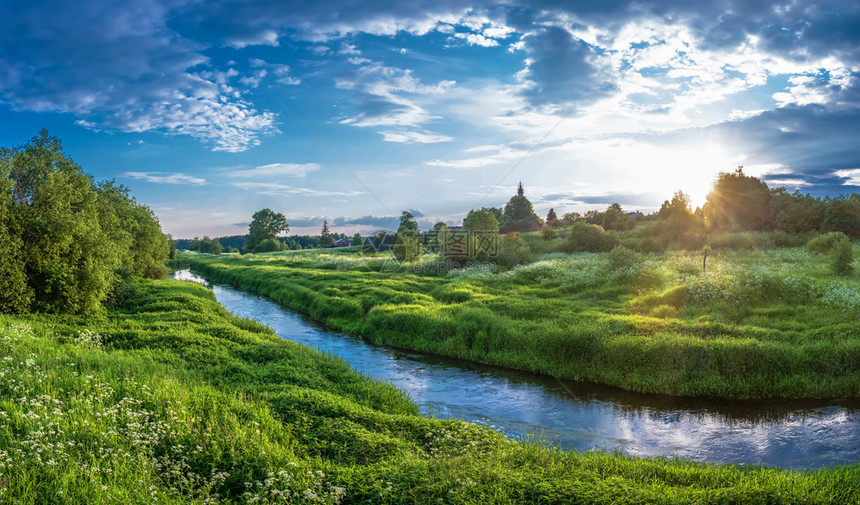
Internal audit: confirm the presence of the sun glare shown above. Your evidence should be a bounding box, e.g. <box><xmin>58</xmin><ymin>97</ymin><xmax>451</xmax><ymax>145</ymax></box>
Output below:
<box><xmin>662</xmin><ymin>144</ymin><xmax>741</xmax><ymax>209</ymax></box>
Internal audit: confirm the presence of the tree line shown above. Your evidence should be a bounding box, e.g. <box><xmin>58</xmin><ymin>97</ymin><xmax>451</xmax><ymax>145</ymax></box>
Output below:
<box><xmin>0</xmin><ymin>131</ymin><xmax>169</xmax><ymax>314</ymax></box>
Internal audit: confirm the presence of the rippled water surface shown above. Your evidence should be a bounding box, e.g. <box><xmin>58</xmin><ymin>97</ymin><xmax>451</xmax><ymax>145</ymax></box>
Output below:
<box><xmin>173</xmin><ymin>270</ymin><xmax>860</xmax><ymax>469</ymax></box>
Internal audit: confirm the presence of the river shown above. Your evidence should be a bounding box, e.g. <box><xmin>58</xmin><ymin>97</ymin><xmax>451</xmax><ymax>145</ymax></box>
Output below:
<box><xmin>173</xmin><ymin>270</ymin><xmax>859</xmax><ymax>469</ymax></box>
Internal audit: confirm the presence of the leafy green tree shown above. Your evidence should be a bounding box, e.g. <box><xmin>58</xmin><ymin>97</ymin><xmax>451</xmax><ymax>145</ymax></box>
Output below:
<box><xmin>245</xmin><ymin>209</ymin><xmax>289</xmax><ymax>253</ymax></box>
<box><xmin>319</xmin><ymin>220</ymin><xmax>335</xmax><ymax>248</ymax></box>
<box><xmin>351</xmin><ymin>232</ymin><xmax>363</xmax><ymax>246</ymax></box>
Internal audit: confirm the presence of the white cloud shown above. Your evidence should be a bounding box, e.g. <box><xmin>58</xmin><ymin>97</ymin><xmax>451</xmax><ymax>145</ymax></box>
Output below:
<box><xmin>239</xmin><ymin>69</ymin><xmax>268</xmax><ymax>88</ymax></box>
<box><xmin>380</xmin><ymin>130</ymin><xmax>453</xmax><ymax>143</ymax></box>
<box><xmin>121</xmin><ymin>172</ymin><xmax>207</xmax><ymax>185</ymax></box>
<box><xmin>233</xmin><ymin>182</ymin><xmax>362</xmax><ymax>197</ymax></box>
<box><xmin>453</xmin><ymin>32</ymin><xmax>499</xmax><ymax>47</ymax></box>
<box><xmin>834</xmin><ymin>169</ymin><xmax>860</xmax><ymax>186</ymax></box>
<box><xmin>338</xmin><ymin>43</ymin><xmax>360</xmax><ymax>55</ymax></box>
<box><xmin>228</xmin><ymin>163</ymin><xmax>321</xmax><ymax>178</ymax></box>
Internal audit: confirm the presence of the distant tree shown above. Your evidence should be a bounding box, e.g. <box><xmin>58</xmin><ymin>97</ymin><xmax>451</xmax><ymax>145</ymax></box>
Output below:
<box><xmin>546</xmin><ymin>208</ymin><xmax>559</xmax><ymax>226</ymax></box>
<box><xmin>210</xmin><ymin>237</ymin><xmax>222</xmax><ymax>255</ymax></box>
<box><xmin>319</xmin><ymin>220</ymin><xmax>335</xmax><ymax>248</ymax></box>
<box><xmin>561</xmin><ymin>212</ymin><xmax>581</xmax><ymax>225</ymax></box>
<box><xmin>501</xmin><ymin>182</ymin><xmax>540</xmax><ymax>232</ymax></box>
<box><xmin>769</xmin><ymin>189</ymin><xmax>824</xmax><ymax>234</ymax></box>
<box><xmin>823</xmin><ymin>194</ymin><xmax>860</xmax><ymax>238</ymax></box>
<box><xmin>704</xmin><ymin>168</ymin><xmax>771</xmax><ymax>231</ymax></box>
<box><xmin>602</xmin><ymin>203</ymin><xmax>629</xmax><ymax>231</ymax></box>
<box><xmin>481</xmin><ymin>206</ymin><xmax>503</xmax><ymax>223</ymax></box>
<box><xmin>245</xmin><ymin>209</ymin><xmax>289</xmax><ymax>253</ymax></box>
<box><xmin>393</xmin><ymin>211</ymin><xmax>421</xmax><ymax>262</ymax></box>
<box><xmin>351</xmin><ymin>232</ymin><xmax>363</xmax><ymax>246</ymax></box>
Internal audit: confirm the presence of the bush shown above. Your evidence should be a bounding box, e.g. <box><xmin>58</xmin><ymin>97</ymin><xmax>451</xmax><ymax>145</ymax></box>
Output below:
<box><xmin>708</xmin><ymin>232</ymin><xmax>757</xmax><ymax>250</ymax></box>
<box><xmin>607</xmin><ymin>246</ymin><xmax>640</xmax><ymax>270</ymax></box>
<box><xmin>808</xmin><ymin>232</ymin><xmax>850</xmax><ymax>255</ymax></box>
<box><xmin>830</xmin><ymin>238</ymin><xmax>854</xmax><ymax>276</ymax></box>
<box><xmin>496</xmin><ymin>232</ymin><xmax>534</xmax><ymax>268</ymax></box>
<box><xmin>252</xmin><ymin>238</ymin><xmax>282</xmax><ymax>253</ymax></box>
<box><xmin>566</xmin><ymin>222</ymin><xmax>618</xmax><ymax>252</ymax></box>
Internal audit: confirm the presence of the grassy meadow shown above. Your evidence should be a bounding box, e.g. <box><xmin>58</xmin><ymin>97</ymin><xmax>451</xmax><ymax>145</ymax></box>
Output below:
<box><xmin>1</xmin><ymin>278</ymin><xmax>858</xmax><ymax>503</ymax></box>
<box><xmin>176</xmin><ymin>241</ymin><xmax>860</xmax><ymax>400</ymax></box>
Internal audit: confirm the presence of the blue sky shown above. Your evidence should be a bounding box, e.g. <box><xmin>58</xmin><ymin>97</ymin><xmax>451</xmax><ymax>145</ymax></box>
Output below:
<box><xmin>2</xmin><ymin>0</ymin><xmax>859</xmax><ymax>237</ymax></box>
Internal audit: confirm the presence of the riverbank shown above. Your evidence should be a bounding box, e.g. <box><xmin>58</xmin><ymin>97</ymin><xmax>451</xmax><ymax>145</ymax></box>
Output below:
<box><xmin>175</xmin><ymin>247</ymin><xmax>860</xmax><ymax>400</ymax></box>
<box><xmin>1</xmin><ymin>278</ymin><xmax>858</xmax><ymax>503</ymax></box>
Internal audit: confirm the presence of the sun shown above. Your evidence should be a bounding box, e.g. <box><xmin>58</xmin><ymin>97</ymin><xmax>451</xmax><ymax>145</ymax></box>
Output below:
<box><xmin>661</xmin><ymin>144</ymin><xmax>740</xmax><ymax>210</ymax></box>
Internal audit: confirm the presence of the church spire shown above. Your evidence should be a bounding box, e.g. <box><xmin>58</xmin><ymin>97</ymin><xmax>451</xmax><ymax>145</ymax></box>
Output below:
<box><xmin>517</xmin><ymin>181</ymin><xmax>524</xmax><ymax>198</ymax></box>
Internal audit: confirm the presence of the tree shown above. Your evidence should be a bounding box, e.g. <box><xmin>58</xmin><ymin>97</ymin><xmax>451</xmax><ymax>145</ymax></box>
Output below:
<box><xmin>245</xmin><ymin>209</ymin><xmax>288</xmax><ymax>253</ymax></box>
<box><xmin>0</xmin><ymin>131</ymin><xmax>168</xmax><ymax>314</ymax></box>
<box><xmin>320</xmin><ymin>220</ymin><xmax>335</xmax><ymax>248</ymax></box>
<box><xmin>351</xmin><ymin>232</ymin><xmax>363</xmax><ymax>246</ymax></box>
<box><xmin>602</xmin><ymin>203</ymin><xmax>629</xmax><ymax>231</ymax></box>
<box><xmin>393</xmin><ymin>211</ymin><xmax>420</xmax><ymax>262</ymax></box>
<box><xmin>501</xmin><ymin>182</ymin><xmax>540</xmax><ymax>232</ymax></box>
<box><xmin>463</xmin><ymin>209</ymin><xmax>500</xmax><ymax>261</ymax></box>
<box><xmin>546</xmin><ymin>208</ymin><xmax>559</xmax><ymax>227</ymax></box>
<box><xmin>769</xmin><ymin>189</ymin><xmax>824</xmax><ymax>234</ymax></box>
<box><xmin>823</xmin><ymin>194</ymin><xmax>860</xmax><ymax>238</ymax></box>
<box><xmin>704</xmin><ymin>168</ymin><xmax>771</xmax><ymax>231</ymax></box>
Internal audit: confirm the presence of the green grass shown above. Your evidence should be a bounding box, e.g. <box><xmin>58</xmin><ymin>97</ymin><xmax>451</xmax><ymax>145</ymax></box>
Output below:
<box><xmin>175</xmin><ymin>246</ymin><xmax>860</xmax><ymax>400</ymax></box>
<box><xmin>1</xmin><ymin>278</ymin><xmax>858</xmax><ymax>503</ymax></box>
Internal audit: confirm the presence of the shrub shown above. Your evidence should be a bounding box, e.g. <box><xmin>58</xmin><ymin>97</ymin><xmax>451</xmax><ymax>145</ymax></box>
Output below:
<box><xmin>566</xmin><ymin>222</ymin><xmax>618</xmax><ymax>252</ymax></box>
<box><xmin>252</xmin><ymin>238</ymin><xmax>282</xmax><ymax>253</ymax></box>
<box><xmin>708</xmin><ymin>232</ymin><xmax>757</xmax><ymax>250</ymax></box>
<box><xmin>808</xmin><ymin>232</ymin><xmax>850</xmax><ymax>255</ymax></box>
<box><xmin>830</xmin><ymin>237</ymin><xmax>854</xmax><ymax>276</ymax></box>
<box><xmin>607</xmin><ymin>246</ymin><xmax>640</xmax><ymax>270</ymax></box>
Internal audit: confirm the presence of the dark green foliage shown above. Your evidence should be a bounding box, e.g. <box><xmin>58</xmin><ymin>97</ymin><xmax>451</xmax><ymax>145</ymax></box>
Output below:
<box><xmin>770</xmin><ymin>189</ymin><xmax>825</xmax><ymax>233</ymax></box>
<box><xmin>351</xmin><ymin>232</ymin><xmax>362</xmax><ymax>246</ymax></box>
<box><xmin>245</xmin><ymin>208</ymin><xmax>289</xmax><ymax>253</ymax></box>
<box><xmin>566</xmin><ymin>222</ymin><xmax>619</xmax><ymax>252</ymax></box>
<box><xmin>823</xmin><ymin>194</ymin><xmax>860</xmax><ymax>237</ymax></box>
<box><xmin>0</xmin><ymin>131</ymin><xmax>168</xmax><ymax>314</ymax></box>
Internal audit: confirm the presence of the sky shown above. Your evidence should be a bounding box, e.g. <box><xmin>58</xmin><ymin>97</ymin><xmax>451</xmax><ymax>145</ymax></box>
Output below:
<box><xmin>2</xmin><ymin>0</ymin><xmax>859</xmax><ymax>238</ymax></box>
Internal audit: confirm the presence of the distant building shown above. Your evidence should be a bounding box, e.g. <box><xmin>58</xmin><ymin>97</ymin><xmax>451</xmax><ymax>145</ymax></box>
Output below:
<box><xmin>335</xmin><ymin>237</ymin><xmax>351</xmax><ymax>247</ymax></box>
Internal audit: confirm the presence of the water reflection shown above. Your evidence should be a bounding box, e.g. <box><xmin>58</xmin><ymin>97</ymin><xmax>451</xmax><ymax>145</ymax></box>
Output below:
<box><xmin>171</xmin><ymin>270</ymin><xmax>859</xmax><ymax>469</ymax></box>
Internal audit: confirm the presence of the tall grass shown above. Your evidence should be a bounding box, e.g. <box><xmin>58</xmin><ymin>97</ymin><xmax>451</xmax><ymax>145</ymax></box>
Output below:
<box><xmin>177</xmin><ymin>246</ymin><xmax>860</xmax><ymax>400</ymax></box>
<box><xmin>1</xmin><ymin>279</ymin><xmax>857</xmax><ymax>503</ymax></box>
